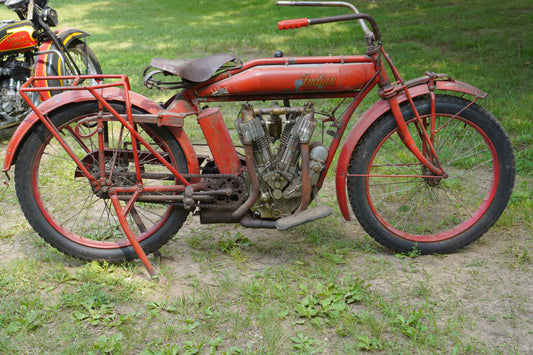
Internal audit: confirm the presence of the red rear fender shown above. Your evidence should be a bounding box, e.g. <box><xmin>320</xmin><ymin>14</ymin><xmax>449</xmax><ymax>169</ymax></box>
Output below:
<box><xmin>2</xmin><ymin>88</ymin><xmax>199</xmax><ymax>175</ymax></box>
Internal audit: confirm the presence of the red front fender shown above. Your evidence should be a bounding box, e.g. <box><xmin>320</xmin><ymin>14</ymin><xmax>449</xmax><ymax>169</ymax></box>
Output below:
<box><xmin>2</xmin><ymin>88</ymin><xmax>199</xmax><ymax>175</ymax></box>
<box><xmin>335</xmin><ymin>78</ymin><xmax>487</xmax><ymax>220</ymax></box>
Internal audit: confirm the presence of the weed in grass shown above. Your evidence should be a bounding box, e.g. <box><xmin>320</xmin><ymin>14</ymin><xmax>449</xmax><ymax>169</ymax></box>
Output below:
<box><xmin>72</xmin><ymin>300</ymin><xmax>115</xmax><ymax>326</ymax></box>
<box><xmin>181</xmin><ymin>318</ymin><xmax>201</xmax><ymax>334</ymax></box>
<box><xmin>202</xmin><ymin>306</ymin><xmax>223</xmax><ymax>331</ymax></box>
<box><xmin>217</xmin><ymin>231</ymin><xmax>250</xmax><ymax>253</ymax></box>
<box><xmin>242</xmin><ymin>279</ymin><xmax>268</xmax><ymax>310</ymax></box>
<box><xmin>62</xmin><ymin>282</ymin><xmax>117</xmax><ymax>308</ymax></box>
<box><xmin>355</xmin><ymin>334</ymin><xmax>384</xmax><ymax>351</ymax></box>
<box><xmin>3</xmin><ymin>297</ymin><xmax>50</xmax><ymax>335</ymax></box>
<box><xmin>146</xmin><ymin>300</ymin><xmax>179</xmax><ymax>315</ymax></box>
<box><xmin>291</xmin><ymin>332</ymin><xmax>323</xmax><ymax>354</ymax></box>
<box><xmin>392</xmin><ymin>308</ymin><xmax>429</xmax><ymax>341</ymax></box>
<box><xmin>91</xmin><ymin>332</ymin><xmax>123</xmax><ymax>354</ymax></box>
<box><xmin>108</xmin><ymin>311</ymin><xmax>138</xmax><ymax>328</ymax></box>
<box><xmin>294</xmin><ymin>279</ymin><xmax>368</xmax><ymax>321</ymax></box>
<box><xmin>395</xmin><ymin>246</ymin><xmax>422</xmax><ymax>259</ymax></box>
<box><xmin>41</xmin><ymin>267</ymin><xmax>77</xmax><ymax>292</ymax></box>
<box><xmin>141</xmin><ymin>343</ymin><xmax>180</xmax><ymax>355</ymax></box>
<box><xmin>180</xmin><ymin>340</ymin><xmax>204</xmax><ymax>355</ymax></box>
<box><xmin>208</xmin><ymin>336</ymin><xmax>223</xmax><ymax>354</ymax></box>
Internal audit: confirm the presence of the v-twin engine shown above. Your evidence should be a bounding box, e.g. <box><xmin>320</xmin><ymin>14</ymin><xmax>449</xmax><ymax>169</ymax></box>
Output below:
<box><xmin>236</xmin><ymin>102</ymin><xmax>328</xmax><ymax>218</ymax></box>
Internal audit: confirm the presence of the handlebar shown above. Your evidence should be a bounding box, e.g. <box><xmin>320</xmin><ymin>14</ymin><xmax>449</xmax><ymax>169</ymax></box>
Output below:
<box><xmin>276</xmin><ymin>1</ymin><xmax>381</xmax><ymax>42</ymax></box>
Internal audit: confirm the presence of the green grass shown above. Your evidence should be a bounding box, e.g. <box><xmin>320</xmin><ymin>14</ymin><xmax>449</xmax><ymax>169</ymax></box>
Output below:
<box><xmin>0</xmin><ymin>0</ymin><xmax>532</xmax><ymax>353</ymax></box>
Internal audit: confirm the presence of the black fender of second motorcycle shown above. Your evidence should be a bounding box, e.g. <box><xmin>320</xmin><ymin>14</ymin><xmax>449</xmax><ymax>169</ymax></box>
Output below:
<box><xmin>34</xmin><ymin>28</ymin><xmax>91</xmax><ymax>100</ymax></box>
<box><xmin>335</xmin><ymin>76</ymin><xmax>488</xmax><ymax>221</ymax></box>
<box><xmin>2</xmin><ymin>89</ymin><xmax>201</xmax><ymax>176</ymax></box>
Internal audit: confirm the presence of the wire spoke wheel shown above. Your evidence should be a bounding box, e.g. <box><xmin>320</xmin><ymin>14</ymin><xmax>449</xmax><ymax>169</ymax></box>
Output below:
<box><xmin>348</xmin><ymin>95</ymin><xmax>515</xmax><ymax>253</ymax></box>
<box><xmin>15</xmin><ymin>102</ymin><xmax>188</xmax><ymax>262</ymax></box>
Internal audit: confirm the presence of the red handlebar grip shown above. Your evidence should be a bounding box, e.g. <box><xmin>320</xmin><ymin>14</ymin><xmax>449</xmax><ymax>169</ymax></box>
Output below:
<box><xmin>277</xmin><ymin>18</ymin><xmax>309</xmax><ymax>30</ymax></box>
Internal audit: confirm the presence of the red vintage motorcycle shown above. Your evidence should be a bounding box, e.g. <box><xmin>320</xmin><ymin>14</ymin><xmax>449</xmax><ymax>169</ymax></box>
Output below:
<box><xmin>2</xmin><ymin>1</ymin><xmax>515</xmax><ymax>276</ymax></box>
<box><xmin>0</xmin><ymin>0</ymin><xmax>101</xmax><ymax>129</ymax></box>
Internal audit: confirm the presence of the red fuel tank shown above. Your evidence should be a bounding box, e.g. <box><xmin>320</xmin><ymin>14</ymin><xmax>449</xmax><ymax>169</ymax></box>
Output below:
<box><xmin>196</xmin><ymin>56</ymin><xmax>377</xmax><ymax>99</ymax></box>
<box><xmin>0</xmin><ymin>20</ymin><xmax>37</xmax><ymax>54</ymax></box>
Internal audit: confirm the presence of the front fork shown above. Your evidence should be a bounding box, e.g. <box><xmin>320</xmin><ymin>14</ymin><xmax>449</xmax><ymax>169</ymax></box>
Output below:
<box><xmin>385</xmin><ymin>91</ymin><xmax>447</xmax><ymax>177</ymax></box>
<box><xmin>377</xmin><ymin>47</ymin><xmax>447</xmax><ymax>178</ymax></box>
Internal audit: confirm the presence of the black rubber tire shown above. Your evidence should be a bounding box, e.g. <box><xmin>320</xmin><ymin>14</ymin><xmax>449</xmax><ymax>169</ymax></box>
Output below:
<box><xmin>347</xmin><ymin>94</ymin><xmax>515</xmax><ymax>254</ymax></box>
<box><xmin>14</xmin><ymin>101</ymin><xmax>189</xmax><ymax>262</ymax></box>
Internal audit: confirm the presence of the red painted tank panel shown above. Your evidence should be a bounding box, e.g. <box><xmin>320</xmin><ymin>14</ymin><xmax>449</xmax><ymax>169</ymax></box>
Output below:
<box><xmin>196</xmin><ymin>61</ymin><xmax>376</xmax><ymax>98</ymax></box>
<box><xmin>0</xmin><ymin>21</ymin><xmax>37</xmax><ymax>53</ymax></box>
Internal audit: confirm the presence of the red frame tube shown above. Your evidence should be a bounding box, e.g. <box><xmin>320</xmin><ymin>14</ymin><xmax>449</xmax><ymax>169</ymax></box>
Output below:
<box><xmin>197</xmin><ymin>107</ymin><xmax>241</xmax><ymax>175</ymax></box>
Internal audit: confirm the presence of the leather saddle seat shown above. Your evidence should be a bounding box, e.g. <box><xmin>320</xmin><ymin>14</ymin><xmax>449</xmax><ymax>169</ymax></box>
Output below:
<box><xmin>149</xmin><ymin>54</ymin><xmax>236</xmax><ymax>83</ymax></box>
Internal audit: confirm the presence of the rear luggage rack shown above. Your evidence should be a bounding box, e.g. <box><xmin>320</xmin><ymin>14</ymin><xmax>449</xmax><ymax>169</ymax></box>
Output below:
<box><xmin>20</xmin><ymin>74</ymin><xmax>185</xmax><ymax>127</ymax></box>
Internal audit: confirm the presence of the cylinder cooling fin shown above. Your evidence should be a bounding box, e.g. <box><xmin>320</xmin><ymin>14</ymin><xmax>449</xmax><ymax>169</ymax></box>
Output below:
<box><xmin>235</xmin><ymin>102</ymin><xmax>327</xmax><ymax>219</ymax></box>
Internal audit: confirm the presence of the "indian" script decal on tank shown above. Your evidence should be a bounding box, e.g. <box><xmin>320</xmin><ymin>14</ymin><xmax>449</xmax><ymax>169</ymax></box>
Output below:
<box><xmin>295</xmin><ymin>74</ymin><xmax>337</xmax><ymax>90</ymax></box>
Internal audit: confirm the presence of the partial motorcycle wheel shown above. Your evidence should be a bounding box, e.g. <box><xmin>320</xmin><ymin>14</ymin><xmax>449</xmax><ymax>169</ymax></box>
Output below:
<box><xmin>347</xmin><ymin>94</ymin><xmax>515</xmax><ymax>254</ymax></box>
<box><xmin>15</xmin><ymin>102</ymin><xmax>189</xmax><ymax>262</ymax></box>
<box><xmin>65</xmin><ymin>38</ymin><xmax>102</xmax><ymax>78</ymax></box>
<box><xmin>46</xmin><ymin>38</ymin><xmax>102</xmax><ymax>90</ymax></box>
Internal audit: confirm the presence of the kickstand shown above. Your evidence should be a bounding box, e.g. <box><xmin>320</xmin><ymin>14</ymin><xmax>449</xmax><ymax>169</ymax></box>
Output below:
<box><xmin>2</xmin><ymin>171</ymin><xmax>11</xmax><ymax>190</ymax></box>
<box><xmin>109</xmin><ymin>192</ymin><xmax>157</xmax><ymax>278</ymax></box>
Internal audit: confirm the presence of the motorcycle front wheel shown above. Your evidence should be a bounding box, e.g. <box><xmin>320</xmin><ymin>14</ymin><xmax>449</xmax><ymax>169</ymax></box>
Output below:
<box><xmin>64</xmin><ymin>39</ymin><xmax>102</xmax><ymax>78</ymax></box>
<box><xmin>46</xmin><ymin>38</ymin><xmax>102</xmax><ymax>90</ymax></box>
<box><xmin>347</xmin><ymin>94</ymin><xmax>515</xmax><ymax>254</ymax></box>
<box><xmin>14</xmin><ymin>102</ymin><xmax>189</xmax><ymax>262</ymax></box>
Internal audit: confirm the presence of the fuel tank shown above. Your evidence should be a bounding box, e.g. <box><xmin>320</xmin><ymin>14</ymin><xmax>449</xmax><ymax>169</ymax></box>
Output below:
<box><xmin>195</xmin><ymin>56</ymin><xmax>377</xmax><ymax>99</ymax></box>
<box><xmin>0</xmin><ymin>20</ymin><xmax>37</xmax><ymax>54</ymax></box>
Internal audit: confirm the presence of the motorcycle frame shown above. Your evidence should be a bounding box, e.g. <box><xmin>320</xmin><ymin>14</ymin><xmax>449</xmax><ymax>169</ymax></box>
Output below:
<box><xmin>3</xmin><ymin>4</ymin><xmax>490</xmax><ymax>275</ymax></box>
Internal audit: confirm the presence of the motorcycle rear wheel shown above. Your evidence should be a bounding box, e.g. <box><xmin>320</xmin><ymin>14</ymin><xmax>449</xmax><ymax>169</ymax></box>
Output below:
<box><xmin>15</xmin><ymin>102</ymin><xmax>189</xmax><ymax>262</ymax></box>
<box><xmin>347</xmin><ymin>94</ymin><xmax>515</xmax><ymax>254</ymax></box>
